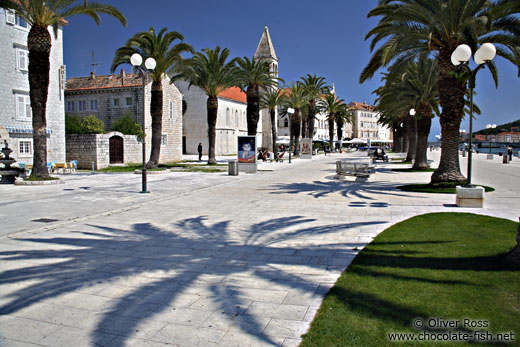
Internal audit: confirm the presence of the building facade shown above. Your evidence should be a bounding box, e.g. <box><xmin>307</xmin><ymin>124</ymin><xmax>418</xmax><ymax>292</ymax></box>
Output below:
<box><xmin>176</xmin><ymin>81</ymin><xmax>248</xmax><ymax>155</ymax></box>
<box><xmin>0</xmin><ymin>8</ymin><xmax>66</xmax><ymax>165</ymax></box>
<box><xmin>65</xmin><ymin>71</ymin><xmax>183</xmax><ymax>163</ymax></box>
<box><xmin>348</xmin><ymin>101</ymin><xmax>392</xmax><ymax>142</ymax></box>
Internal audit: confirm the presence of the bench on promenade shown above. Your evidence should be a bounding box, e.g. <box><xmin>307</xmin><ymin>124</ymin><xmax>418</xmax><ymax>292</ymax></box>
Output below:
<box><xmin>387</xmin><ymin>152</ymin><xmax>407</xmax><ymax>161</ymax></box>
<box><xmin>335</xmin><ymin>161</ymin><xmax>372</xmax><ymax>179</ymax></box>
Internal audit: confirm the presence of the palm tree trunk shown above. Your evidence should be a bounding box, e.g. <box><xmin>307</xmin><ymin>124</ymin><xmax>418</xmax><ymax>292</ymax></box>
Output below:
<box><xmin>405</xmin><ymin>115</ymin><xmax>417</xmax><ymax>162</ymax></box>
<box><xmin>328</xmin><ymin>116</ymin><xmax>335</xmax><ymax>150</ymax></box>
<box><xmin>336</xmin><ymin>119</ymin><xmax>344</xmax><ymax>145</ymax></box>
<box><xmin>293</xmin><ymin>109</ymin><xmax>301</xmax><ymax>155</ymax></box>
<box><xmin>270</xmin><ymin>109</ymin><xmax>278</xmax><ymax>159</ymax></box>
<box><xmin>393</xmin><ymin>125</ymin><xmax>401</xmax><ymax>152</ymax></box>
<box><xmin>301</xmin><ymin>115</ymin><xmax>307</xmax><ymax>140</ymax></box>
<box><xmin>412</xmin><ymin>104</ymin><xmax>432</xmax><ymax>169</ymax></box>
<box><xmin>431</xmin><ymin>50</ymin><xmax>466</xmax><ymax>183</ymax></box>
<box><xmin>28</xmin><ymin>25</ymin><xmax>52</xmax><ymax>178</ymax></box>
<box><xmin>207</xmin><ymin>96</ymin><xmax>218</xmax><ymax>164</ymax></box>
<box><xmin>246</xmin><ymin>86</ymin><xmax>260</xmax><ymax>136</ymax></box>
<box><xmin>146</xmin><ymin>80</ymin><xmax>162</xmax><ymax>168</ymax></box>
<box><xmin>307</xmin><ymin>100</ymin><xmax>316</xmax><ymax>138</ymax></box>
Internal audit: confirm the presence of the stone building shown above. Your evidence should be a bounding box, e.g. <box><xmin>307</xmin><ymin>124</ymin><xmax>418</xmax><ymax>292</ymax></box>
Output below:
<box><xmin>176</xmin><ymin>82</ymin><xmax>248</xmax><ymax>155</ymax></box>
<box><xmin>65</xmin><ymin>71</ymin><xmax>183</xmax><ymax>163</ymax></box>
<box><xmin>177</xmin><ymin>26</ymin><xmax>279</xmax><ymax>155</ymax></box>
<box><xmin>0</xmin><ymin>8</ymin><xmax>66</xmax><ymax>165</ymax></box>
<box><xmin>348</xmin><ymin>101</ymin><xmax>391</xmax><ymax>142</ymax></box>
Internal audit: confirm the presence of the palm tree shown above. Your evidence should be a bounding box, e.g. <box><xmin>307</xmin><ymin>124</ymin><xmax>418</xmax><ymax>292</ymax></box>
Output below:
<box><xmin>301</xmin><ymin>74</ymin><xmax>329</xmax><ymax>139</ymax></box>
<box><xmin>260</xmin><ymin>88</ymin><xmax>286</xmax><ymax>160</ymax></box>
<box><xmin>112</xmin><ymin>27</ymin><xmax>192</xmax><ymax>168</ymax></box>
<box><xmin>335</xmin><ymin>104</ymin><xmax>353</xmax><ymax>148</ymax></box>
<box><xmin>282</xmin><ymin>82</ymin><xmax>307</xmax><ymax>155</ymax></box>
<box><xmin>360</xmin><ymin>0</ymin><xmax>520</xmax><ymax>183</ymax></box>
<box><xmin>319</xmin><ymin>93</ymin><xmax>345</xmax><ymax>150</ymax></box>
<box><xmin>0</xmin><ymin>0</ymin><xmax>126</xmax><ymax>178</ymax></box>
<box><xmin>235</xmin><ymin>57</ymin><xmax>279</xmax><ymax>136</ymax></box>
<box><xmin>171</xmin><ymin>46</ymin><xmax>238</xmax><ymax>164</ymax></box>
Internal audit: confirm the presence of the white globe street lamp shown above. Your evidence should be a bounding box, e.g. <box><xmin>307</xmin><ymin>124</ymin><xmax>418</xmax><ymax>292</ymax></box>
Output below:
<box><xmin>130</xmin><ymin>53</ymin><xmax>156</xmax><ymax>193</ymax></box>
<box><xmin>451</xmin><ymin>43</ymin><xmax>496</xmax><ymax>187</ymax></box>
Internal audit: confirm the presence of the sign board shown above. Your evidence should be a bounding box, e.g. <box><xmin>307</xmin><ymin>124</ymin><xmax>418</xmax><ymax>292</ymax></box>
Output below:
<box><xmin>300</xmin><ymin>138</ymin><xmax>312</xmax><ymax>159</ymax></box>
<box><xmin>237</xmin><ymin>136</ymin><xmax>257</xmax><ymax>173</ymax></box>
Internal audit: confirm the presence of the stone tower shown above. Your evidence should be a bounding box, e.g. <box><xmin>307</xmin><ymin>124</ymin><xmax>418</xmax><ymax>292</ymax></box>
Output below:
<box><xmin>254</xmin><ymin>26</ymin><xmax>278</xmax><ymax>151</ymax></box>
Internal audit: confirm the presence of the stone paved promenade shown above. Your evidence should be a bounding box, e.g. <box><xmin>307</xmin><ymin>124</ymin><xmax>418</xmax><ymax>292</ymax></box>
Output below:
<box><xmin>1</xmin><ymin>151</ymin><xmax>519</xmax><ymax>346</ymax></box>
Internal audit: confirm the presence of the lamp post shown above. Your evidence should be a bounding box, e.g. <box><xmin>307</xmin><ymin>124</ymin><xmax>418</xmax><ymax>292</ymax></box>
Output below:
<box><xmin>486</xmin><ymin>123</ymin><xmax>496</xmax><ymax>154</ymax></box>
<box><xmin>130</xmin><ymin>53</ymin><xmax>156</xmax><ymax>194</ymax></box>
<box><xmin>451</xmin><ymin>43</ymin><xmax>496</xmax><ymax>187</ymax></box>
<box><xmin>287</xmin><ymin>108</ymin><xmax>294</xmax><ymax>163</ymax></box>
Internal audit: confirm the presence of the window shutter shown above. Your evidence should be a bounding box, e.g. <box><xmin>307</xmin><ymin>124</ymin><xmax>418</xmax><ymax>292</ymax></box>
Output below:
<box><xmin>17</xmin><ymin>49</ymin><xmax>28</xmax><ymax>71</ymax></box>
<box><xmin>25</xmin><ymin>96</ymin><xmax>31</xmax><ymax>118</ymax></box>
<box><xmin>6</xmin><ymin>10</ymin><xmax>15</xmax><ymax>25</ymax></box>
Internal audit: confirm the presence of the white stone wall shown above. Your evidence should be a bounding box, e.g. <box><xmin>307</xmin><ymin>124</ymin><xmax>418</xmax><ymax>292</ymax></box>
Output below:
<box><xmin>0</xmin><ymin>9</ymin><xmax>65</xmax><ymax>165</ymax></box>
<box><xmin>176</xmin><ymin>81</ymin><xmax>248</xmax><ymax>155</ymax></box>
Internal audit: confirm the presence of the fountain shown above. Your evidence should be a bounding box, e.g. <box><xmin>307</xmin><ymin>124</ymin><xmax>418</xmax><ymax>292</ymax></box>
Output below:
<box><xmin>0</xmin><ymin>140</ymin><xmax>21</xmax><ymax>184</ymax></box>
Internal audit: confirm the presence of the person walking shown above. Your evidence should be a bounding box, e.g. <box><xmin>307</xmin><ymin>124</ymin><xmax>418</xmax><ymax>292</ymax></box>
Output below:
<box><xmin>507</xmin><ymin>146</ymin><xmax>513</xmax><ymax>161</ymax></box>
<box><xmin>198</xmin><ymin>143</ymin><xmax>203</xmax><ymax>161</ymax></box>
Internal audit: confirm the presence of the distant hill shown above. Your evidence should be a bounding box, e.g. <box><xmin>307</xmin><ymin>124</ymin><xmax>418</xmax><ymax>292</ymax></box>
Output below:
<box><xmin>474</xmin><ymin>119</ymin><xmax>520</xmax><ymax>135</ymax></box>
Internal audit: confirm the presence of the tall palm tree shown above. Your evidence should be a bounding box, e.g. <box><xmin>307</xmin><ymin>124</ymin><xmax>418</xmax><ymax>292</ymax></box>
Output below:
<box><xmin>282</xmin><ymin>82</ymin><xmax>307</xmax><ymax>155</ymax></box>
<box><xmin>335</xmin><ymin>104</ymin><xmax>353</xmax><ymax>147</ymax></box>
<box><xmin>360</xmin><ymin>0</ymin><xmax>520</xmax><ymax>183</ymax></box>
<box><xmin>235</xmin><ymin>57</ymin><xmax>279</xmax><ymax>136</ymax></box>
<box><xmin>171</xmin><ymin>46</ymin><xmax>238</xmax><ymax>164</ymax></box>
<box><xmin>0</xmin><ymin>0</ymin><xmax>126</xmax><ymax>178</ymax></box>
<box><xmin>319</xmin><ymin>93</ymin><xmax>345</xmax><ymax>150</ymax></box>
<box><xmin>112</xmin><ymin>27</ymin><xmax>192</xmax><ymax>168</ymax></box>
<box><xmin>301</xmin><ymin>74</ymin><xmax>329</xmax><ymax>139</ymax></box>
<box><xmin>260</xmin><ymin>88</ymin><xmax>286</xmax><ymax>159</ymax></box>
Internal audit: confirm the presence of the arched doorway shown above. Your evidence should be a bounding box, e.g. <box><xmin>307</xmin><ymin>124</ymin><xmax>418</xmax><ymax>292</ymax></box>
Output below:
<box><xmin>109</xmin><ymin>136</ymin><xmax>124</xmax><ymax>164</ymax></box>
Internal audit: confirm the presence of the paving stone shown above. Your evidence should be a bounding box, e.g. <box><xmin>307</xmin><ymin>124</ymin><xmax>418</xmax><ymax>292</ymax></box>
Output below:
<box><xmin>1</xmin><ymin>152</ymin><xmax>518</xmax><ymax>346</ymax></box>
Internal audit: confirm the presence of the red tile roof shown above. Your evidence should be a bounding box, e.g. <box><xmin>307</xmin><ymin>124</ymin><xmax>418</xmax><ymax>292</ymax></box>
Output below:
<box><xmin>65</xmin><ymin>72</ymin><xmax>144</xmax><ymax>91</ymax></box>
<box><xmin>218</xmin><ymin>86</ymin><xmax>246</xmax><ymax>104</ymax></box>
<box><xmin>348</xmin><ymin>101</ymin><xmax>376</xmax><ymax>111</ymax></box>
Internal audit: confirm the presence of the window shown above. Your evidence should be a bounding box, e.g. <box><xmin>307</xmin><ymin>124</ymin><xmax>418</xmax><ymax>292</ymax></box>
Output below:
<box><xmin>113</xmin><ymin>99</ymin><xmax>119</xmax><ymax>107</ymax></box>
<box><xmin>6</xmin><ymin>10</ymin><xmax>15</xmax><ymax>24</ymax></box>
<box><xmin>19</xmin><ymin>141</ymin><xmax>32</xmax><ymax>156</ymax></box>
<box><xmin>284</xmin><ymin>118</ymin><xmax>289</xmax><ymax>127</ymax></box>
<box><xmin>126</xmin><ymin>97</ymin><xmax>132</xmax><ymax>106</ymax></box>
<box><xmin>16</xmin><ymin>94</ymin><xmax>31</xmax><ymax>120</ymax></box>
<box><xmin>15</xmin><ymin>14</ymin><xmax>29</xmax><ymax>29</ymax></box>
<box><xmin>16</xmin><ymin>48</ymin><xmax>28</xmax><ymax>71</ymax></box>
<box><xmin>78</xmin><ymin>101</ymin><xmax>86</xmax><ymax>111</ymax></box>
<box><xmin>169</xmin><ymin>101</ymin><xmax>174</xmax><ymax>119</ymax></box>
<box><xmin>161</xmin><ymin>134</ymin><xmax>167</xmax><ymax>145</ymax></box>
<box><xmin>90</xmin><ymin>99</ymin><xmax>98</xmax><ymax>111</ymax></box>
<box><xmin>67</xmin><ymin>101</ymin><xmax>74</xmax><ymax>112</ymax></box>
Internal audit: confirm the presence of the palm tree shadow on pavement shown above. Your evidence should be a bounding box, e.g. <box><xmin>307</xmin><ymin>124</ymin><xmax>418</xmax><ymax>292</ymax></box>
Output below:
<box><xmin>267</xmin><ymin>179</ymin><xmax>425</xmax><ymax>200</ymax></box>
<box><xmin>0</xmin><ymin>215</ymin><xmax>388</xmax><ymax>346</ymax></box>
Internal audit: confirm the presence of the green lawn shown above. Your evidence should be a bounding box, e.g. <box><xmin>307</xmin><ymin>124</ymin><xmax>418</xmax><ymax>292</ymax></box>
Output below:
<box><xmin>95</xmin><ymin>162</ymin><xmax>226</xmax><ymax>173</ymax></box>
<box><xmin>301</xmin><ymin>213</ymin><xmax>519</xmax><ymax>347</ymax></box>
<box><xmin>397</xmin><ymin>183</ymin><xmax>495</xmax><ymax>194</ymax></box>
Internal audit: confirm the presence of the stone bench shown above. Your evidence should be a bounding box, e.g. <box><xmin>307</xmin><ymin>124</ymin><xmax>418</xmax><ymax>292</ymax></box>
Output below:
<box><xmin>335</xmin><ymin>161</ymin><xmax>372</xmax><ymax>179</ymax></box>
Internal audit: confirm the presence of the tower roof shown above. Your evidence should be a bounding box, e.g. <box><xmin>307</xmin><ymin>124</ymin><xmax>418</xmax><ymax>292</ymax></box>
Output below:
<box><xmin>254</xmin><ymin>26</ymin><xmax>278</xmax><ymax>61</ymax></box>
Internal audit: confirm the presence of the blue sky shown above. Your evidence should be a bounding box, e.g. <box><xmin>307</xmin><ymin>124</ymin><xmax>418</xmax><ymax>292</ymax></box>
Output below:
<box><xmin>63</xmin><ymin>0</ymin><xmax>520</xmax><ymax>139</ymax></box>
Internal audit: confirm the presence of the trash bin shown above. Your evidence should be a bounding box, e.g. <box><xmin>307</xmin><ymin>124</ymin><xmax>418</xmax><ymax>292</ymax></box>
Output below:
<box><xmin>503</xmin><ymin>155</ymin><xmax>509</xmax><ymax>164</ymax></box>
<box><xmin>228</xmin><ymin>159</ymin><xmax>239</xmax><ymax>175</ymax></box>
<box><xmin>462</xmin><ymin>150</ymin><xmax>466</xmax><ymax>157</ymax></box>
